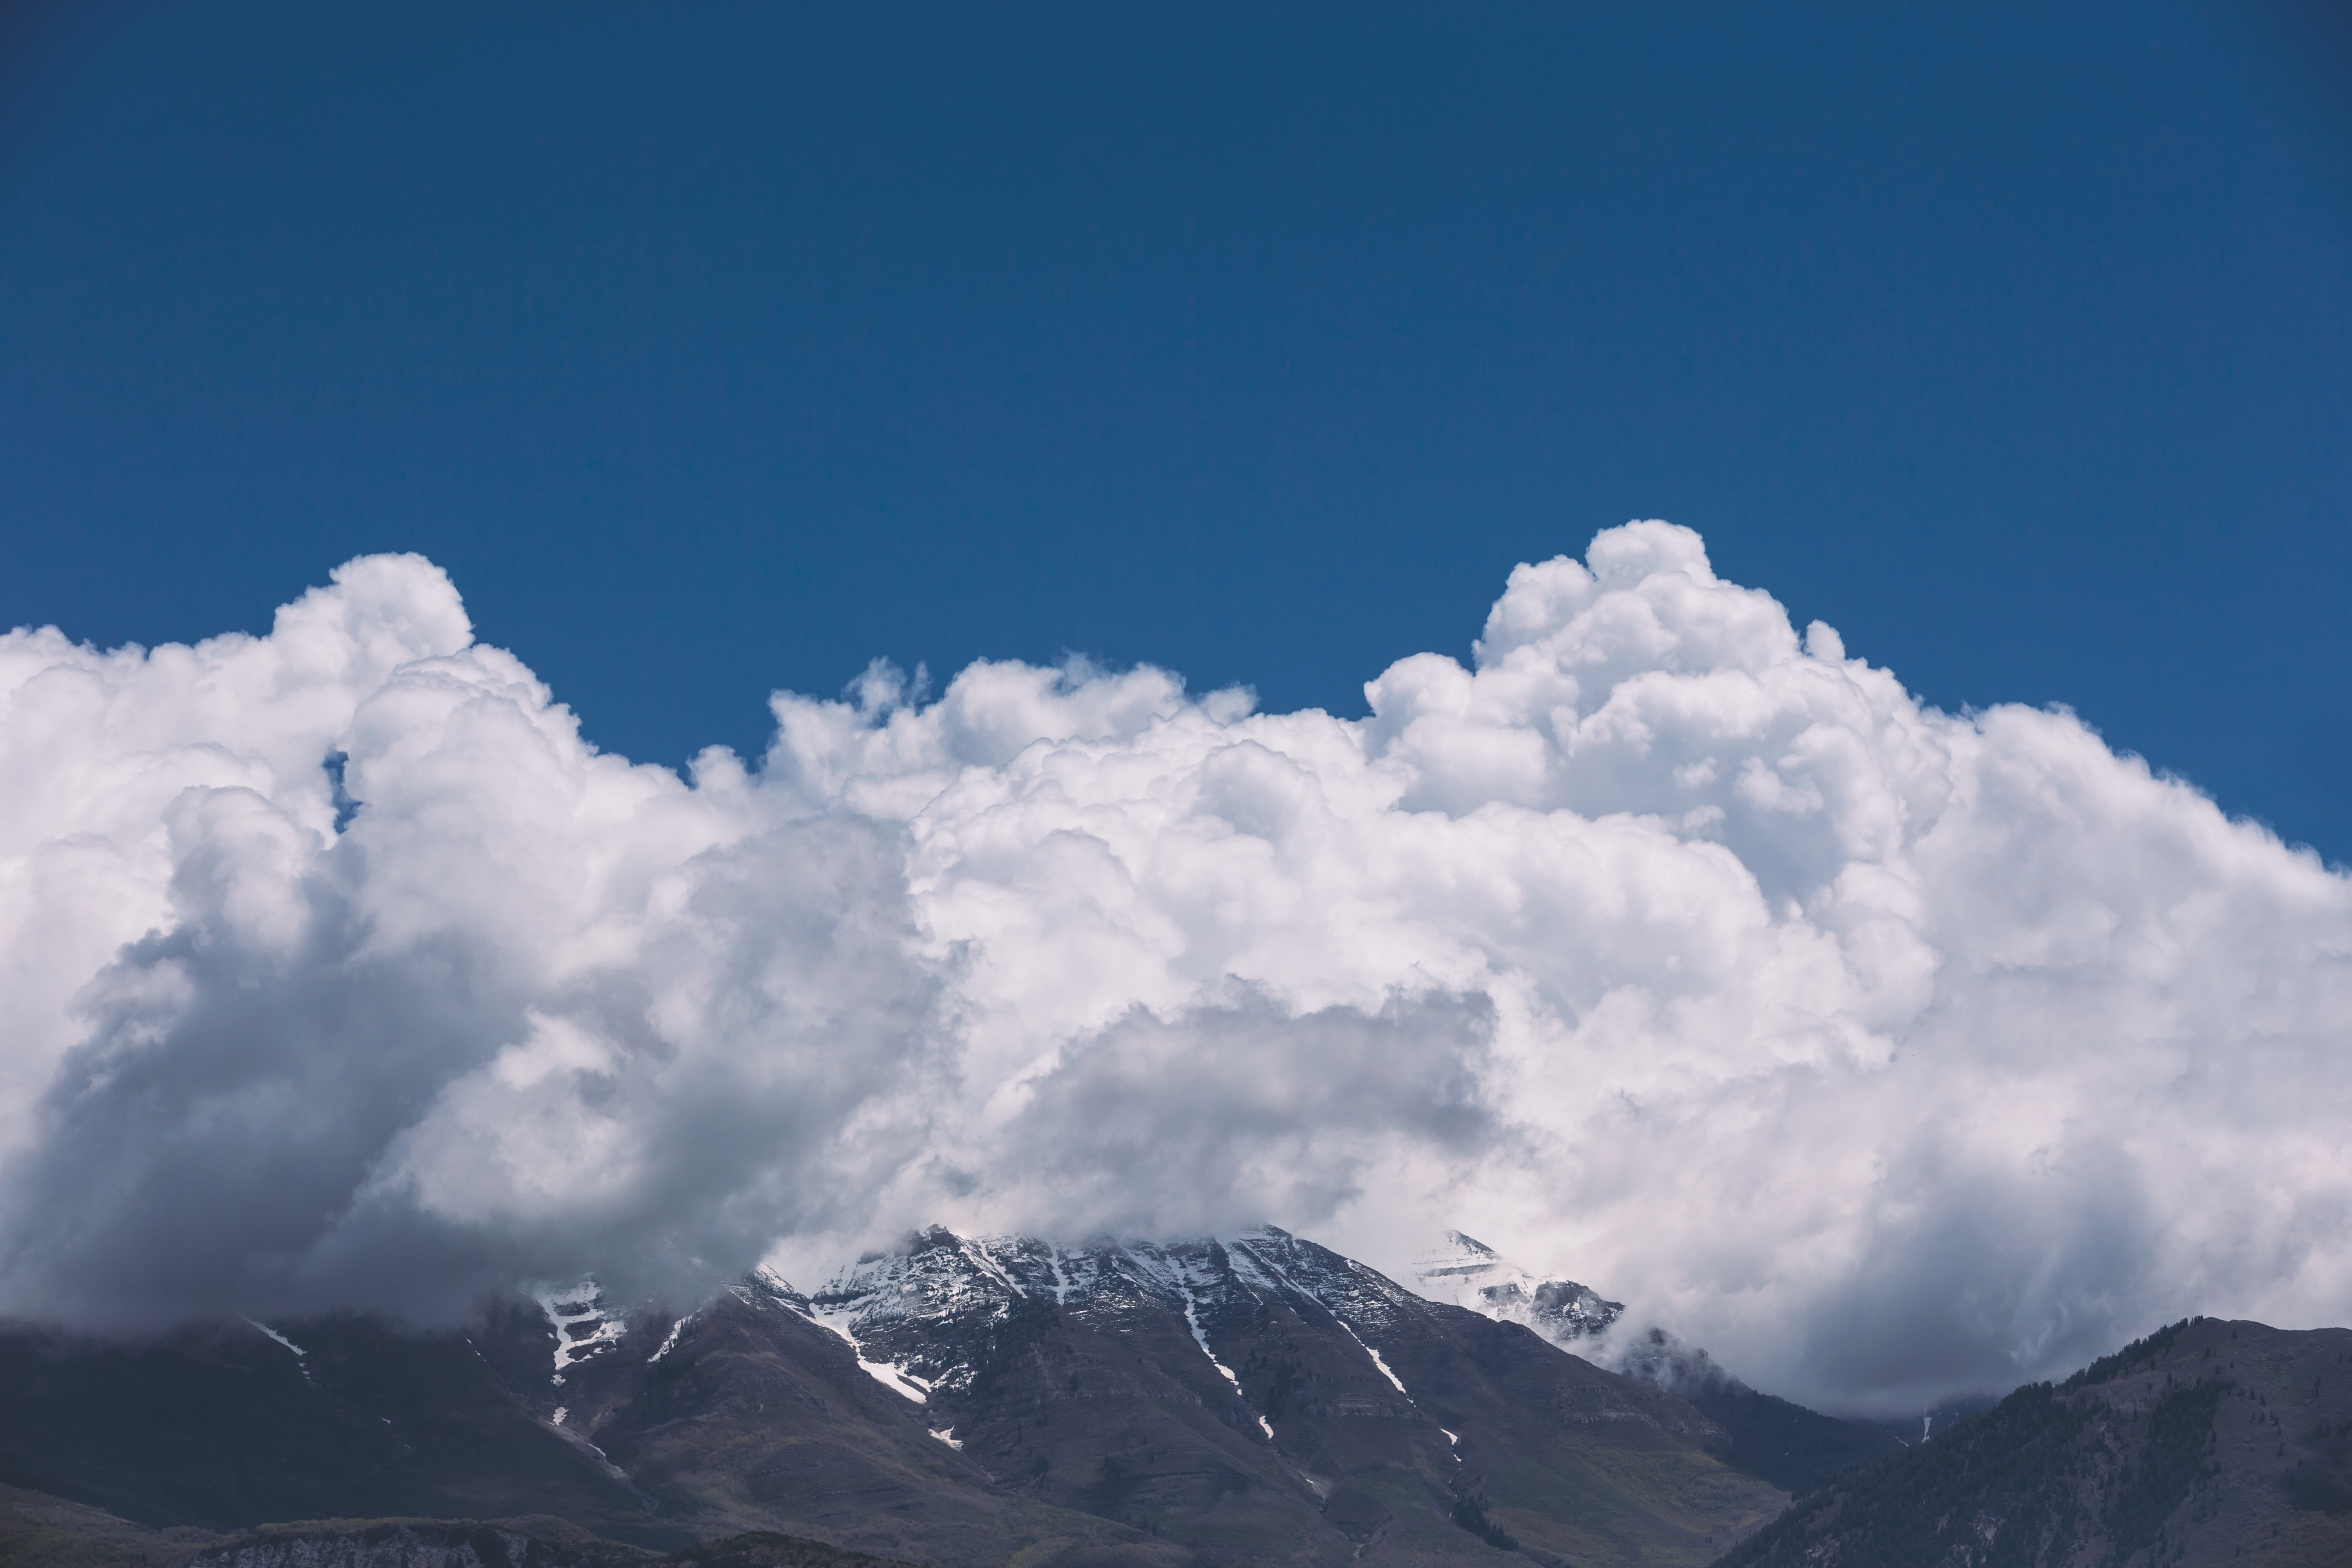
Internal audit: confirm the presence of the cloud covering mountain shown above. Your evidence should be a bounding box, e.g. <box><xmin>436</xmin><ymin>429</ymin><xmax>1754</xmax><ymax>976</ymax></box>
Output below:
<box><xmin>0</xmin><ymin>524</ymin><xmax>2345</xmax><ymax>1412</ymax></box>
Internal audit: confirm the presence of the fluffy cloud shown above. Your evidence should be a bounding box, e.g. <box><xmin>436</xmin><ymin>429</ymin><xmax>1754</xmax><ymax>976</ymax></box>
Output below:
<box><xmin>0</xmin><ymin>559</ymin><xmax>941</xmax><ymax>1327</ymax></box>
<box><xmin>1</xmin><ymin>527</ymin><xmax>2346</xmax><ymax>1411</ymax></box>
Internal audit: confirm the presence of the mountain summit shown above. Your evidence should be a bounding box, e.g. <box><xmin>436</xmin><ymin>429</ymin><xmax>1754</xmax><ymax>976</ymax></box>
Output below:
<box><xmin>1406</xmin><ymin>1231</ymin><xmax>1626</xmax><ymax>1345</ymax></box>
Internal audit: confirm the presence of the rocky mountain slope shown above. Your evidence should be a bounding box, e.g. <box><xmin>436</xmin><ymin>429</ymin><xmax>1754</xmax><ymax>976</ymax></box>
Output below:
<box><xmin>788</xmin><ymin>1225</ymin><xmax>1790</xmax><ymax>1563</ymax></box>
<box><xmin>1717</xmin><ymin>1316</ymin><xmax>2352</xmax><ymax>1568</ymax></box>
<box><xmin>514</xmin><ymin>1225</ymin><xmax>1796</xmax><ymax>1563</ymax></box>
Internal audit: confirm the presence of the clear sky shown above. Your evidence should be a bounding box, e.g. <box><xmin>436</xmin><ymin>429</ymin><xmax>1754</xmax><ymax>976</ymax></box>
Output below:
<box><xmin>3</xmin><ymin>0</ymin><xmax>2347</xmax><ymax>856</ymax></box>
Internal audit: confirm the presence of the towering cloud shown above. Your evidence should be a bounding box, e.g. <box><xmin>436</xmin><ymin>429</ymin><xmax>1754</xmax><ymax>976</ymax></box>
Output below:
<box><xmin>0</xmin><ymin>526</ymin><xmax>2345</xmax><ymax>1412</ymax></box>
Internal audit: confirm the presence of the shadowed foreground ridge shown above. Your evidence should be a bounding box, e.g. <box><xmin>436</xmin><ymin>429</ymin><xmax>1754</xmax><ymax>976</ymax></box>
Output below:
<box><xmin>1717</xmin><ymin>1317</ymin><xmax>2352</xmax><ymax>1568</ymax></box>
<box><xmin>180</xmin><ymin>1522</ymin><xmax>921</xmax><ymax>1568</ymax></box>
<box><xmin>0</xmin><ymin>1490</ymin><xmax>920</xmax><ymax>1568</ymax></box>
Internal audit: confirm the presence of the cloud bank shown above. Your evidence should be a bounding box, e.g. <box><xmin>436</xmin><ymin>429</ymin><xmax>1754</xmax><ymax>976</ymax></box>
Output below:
<box><xmin>1</xmin><ymin>526</ymin><xmax>2346</xmax><ymax>1411</ymax></box>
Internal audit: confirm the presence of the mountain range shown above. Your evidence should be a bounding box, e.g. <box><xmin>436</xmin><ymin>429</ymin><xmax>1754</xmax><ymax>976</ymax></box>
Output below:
<box><xmin>0</xmin><ymin>1226</ymin><xmax>2342</xmax><ymax>1567</ymax></box>
<box><xmin>0</xmin><ymin>1225</ymin><xmax>1838</xmax><ymax>1565</ymax></box>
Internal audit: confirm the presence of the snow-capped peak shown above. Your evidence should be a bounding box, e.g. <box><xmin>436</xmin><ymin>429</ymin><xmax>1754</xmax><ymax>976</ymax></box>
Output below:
<box><xmin>1406</xmin><ymin>1231</ymin><xmax>1624</xmax><ymax>1344</ymax></box>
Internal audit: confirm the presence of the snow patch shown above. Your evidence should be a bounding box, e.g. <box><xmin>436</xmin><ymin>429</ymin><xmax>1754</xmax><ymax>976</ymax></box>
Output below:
<box><xmin>245</xmin><ymin>1320</ymin><xmax>309</xmax><ymax>1360</ymax></box>
<box><xmin>1047</xmin><ymin>1245</ymin><xmax>1073</xmax><ymax>1307</ymax></box>
<box><xmin>1181</xmin><ymin>1292</ymin><xmax>1245</xmax><ymax>1393</ymax></box>
<box><xmin>811</xmin><ymin>1306</ymin><xmax>932</xmax><ymax>1403</ymax></box>
<box><xmin>648</xmin><ymin>1317</ymin><xmax>689</xmax><ymax>1364</ymax></box>
<box><xmin>245</xmin><ymin>1319</ymin><xmax>312</xmax><ymax>1383</ymax></box>
<box><xmin>1221</xmin><ymin>1241</ymin><xmax>1287</xmax><ymax>1296</ymax></box>
<box><xmin>929</xmin><ymin>1426</ymin><xmax>964</xmax><ymax>1450</ymax></box>
<box><xmin>1175</xmin><ymin>1281</ymin><xmax>1276</xmax><ymax>1443</ymax></box>
<box><xmin>551</xmin><ymin>1405</ymin><xmax>568</xmax><ymax>1426</ymax></box>
<box><xmin>961</xmin><ymin>1236</ymin><xmax>1027</xmax><ymax>1297</ymax></box>
<box><xmin>537</xmin><ymin>1282</ymin><xmax>627</xmax><ymax>1387</ymax></box>
<box><xmin>1335</xmin><ymin>1318</ymin><xmax>1410</xmax><ymax>1396</ymax></box>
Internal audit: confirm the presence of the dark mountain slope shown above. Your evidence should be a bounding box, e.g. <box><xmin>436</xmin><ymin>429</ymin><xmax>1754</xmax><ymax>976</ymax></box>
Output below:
<box><xmin>1409</xmin><ymin>1231</ymin><xmax>1907</xmax><ymax>1497</ymax></box>
<box><xmin>1717</xmin><ymin>1316</ymin><xmax>2352</xmax><ymax>1568</ymax></box>
<box><xmin>1681</xmin><ymin>1384</ymin><xmax>1911</xmax><ymax>1498</ymax></box>
<box><xmin>180</xmin><ymin>1520</ymin><xmax>922</xmax><ymax>1568</ymax></box>
<box><xmin>1221</xmin><ymin>1228</ymin><xmax>1779</xmax><ymax>1563</ymax></box>
<box><xmin>183</xmin><ymin>1518</ymin><xmax>657</xmax><ymax>1568</ymax></box>
<box><xmin>0</xmin><ymin>1480</ymin><xmax>220</xmax><ymax>1568</ymax></box>
<box><xmin>0</xmin><ymin>1316</ymin><xmax>663</xmax><ymax>1542</ymax></box>
<box><xmin>0</xmin><ymin>1488</ymin><xmax>922</xmax><ymax>1568</ymax></box>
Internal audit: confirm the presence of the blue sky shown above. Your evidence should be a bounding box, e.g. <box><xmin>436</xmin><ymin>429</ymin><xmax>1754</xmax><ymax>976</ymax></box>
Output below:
<box><xmin>3</xmin><ymin>0</ymin><xmax>2347</xmax><ymax>856</ymax></box>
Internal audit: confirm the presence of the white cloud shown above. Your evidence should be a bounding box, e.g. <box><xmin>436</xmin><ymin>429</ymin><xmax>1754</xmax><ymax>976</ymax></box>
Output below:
<box><xmin>1</xmin><ymin>526</ymin><xmax>2346</xmax><ymax>1412</ymax></box>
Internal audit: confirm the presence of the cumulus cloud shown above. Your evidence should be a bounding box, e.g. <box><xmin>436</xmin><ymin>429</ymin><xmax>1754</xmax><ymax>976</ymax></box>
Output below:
<box><xmin>1</xmin><ymin>527</ymin><xmax>2347</xmax><ymax>1411</ymax></box>
<box><xmin>0</xmin><ymin>559</ymin><xmax>942</xmax><ymax>1327</ymax></box>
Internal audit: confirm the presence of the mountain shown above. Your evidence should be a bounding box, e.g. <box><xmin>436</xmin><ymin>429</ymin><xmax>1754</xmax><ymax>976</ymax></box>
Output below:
<box><xmin>1406</xmin><ymin>1232</ymin><xmax>1628</xmax><ymax>1345</ymax></box>
<box><xmin>0</xmin><ymin>1225</ymin><xmax>1810</xmax><ymax>1566</ymax></box>
<box><xmin>1716</xmin><ymin>1316</ymin><xmax>2352</xmax><ymax>1568</ymax></box>
<box><xmin>1407</xmin><ymin>1232</ymin><xmax>1627</xmax><ymax>1345</ymax></box>
<box><xmin>1407</xmin><ymin>1232</ymin><xmax>1907</xmax><ymax>1496</ymax></box>
<box><xmin>792</xmin><ymin>1225</ymin><xmax>1789</xmax><ymax>1563</ymax></box>
<box><xmin>5</xmin><ymin>1229</ymin><xmax>2342</xmax><ymax>1567</ymax></box>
